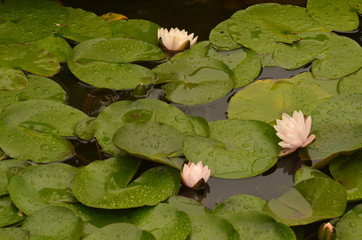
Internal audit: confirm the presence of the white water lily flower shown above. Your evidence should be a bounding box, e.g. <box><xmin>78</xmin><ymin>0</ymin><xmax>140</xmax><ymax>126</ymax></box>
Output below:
<box><xmin>181</xmin><ymin>161</ymin><xmax>210</xmax><ymax>188</ymax></box>
<box><xmin>274</xmin><ymin>110</ymin><xmax>316</xmax><ymax>156</ymax></box>
<box><xmin>157</xmin><ymin>27</ymin><xmax>198</xmax><ymax>53</ymax></box>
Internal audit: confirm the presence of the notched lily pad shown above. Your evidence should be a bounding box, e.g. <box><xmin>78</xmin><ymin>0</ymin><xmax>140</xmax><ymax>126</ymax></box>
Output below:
<box><xmin>72</xmin><ymin>157</ymin><xmax>180</xmax><ymax>209</ymax></box>
<box><xmin>0</xmin><ymin>195</ymin><xmax>25</xmax><ymax>228</ymax></box>
<box><xmin>292</xmin><ymin>72</ymin><xmax>339</xmax><ymax>96</ymax></box>
<box><xmin>294</xmin><ymin>165</ymin><xmax>330</xmax><ymax>185</ymax></box>
<box><xmin>209</xmin><ymin>20</ymin><xmax>241</xmax><ymax>51</ymax></box>
<box><xmin>0</xmin><ymin>159</ymin><xmax>28</xmax><ymax>196</ymax></box>
<box><xmin>30</xmin><ymin>35</ymin><xmax>72</xmax><ymax>62</ymax></box>
<box><xmin>0</xmin><ymin>227</ymin><xmax>29</xmax><ymax>240</ymax></box>
<box><xmin>0</xmin><ymin>65</ymin><xmax>28</xmax><ymax>91</ymax></box>
<box><xmin>338</xmin><ymin>67</ymin><xmax>362</xmax><ymax>94</ymax></box>
<box><xmin>164</xmin><ymin>196</ymin><xmax>211</xmax><ymax>217</ymax></box>
<box><xmin>335</xmin><ymin>203</ymin><xmax>362</xmax><ymax>239</ymax></box>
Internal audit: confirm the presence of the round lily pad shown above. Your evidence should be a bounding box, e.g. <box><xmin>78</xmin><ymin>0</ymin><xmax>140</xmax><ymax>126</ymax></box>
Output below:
<box><xmin>227</xmin><ymin>3</ymin><xmax>328</xmax><ymax>54</ymax></box>
<box><xmin>307</xmin><ymin>0</ymin><xmax>359</xmax><ymax>31</ymax></box>
<box><xmin>329</xmin><ymin>150</ymin><xmax>362</xmax><ymax>201</ymax></box>
<box><xmin>21</xmin><ymin>205</ymin><xmax>83</xmax><ymax>240</ymax></box>
<box><xmin>0</xmin><ymin>75</ymin><xmax>66</xmax><ymax>109</ymax></box>
<box><xmin>223</xmin><ymin>210</ymin><xmax>296</xmax><ymax>239</ymax></box>
<box><xmin>59</xmin><ymin>7</ymin><xmax>112</xmax><ymax>42</ymax></box>
<box><xmin>294</xmin><ymin>166</ymin><xmax>330</xmax><ymax>185</ymax></box>
<box><xmin>0</xmin><ymin>100</ymin><xmax>88</xmax><ymax>163</ymax></box>
<box><xmin>264</xmin><ymin>177</ymin><xmax>347</xmax><ymax>226</ymax></box>
<box><xmin>0</xmin><ymin>195</ymin><xmax>25</xmax><ymax>228</ymax></box>
<box><xmin>183</xmin><ymin>119</ymin><xmax>280</xmax><ymax>179</ymax></box>
<box><xmin>72</xmin><ymin>157</ymin><xmax>180</xmax><ymax>209</ymax></box>
<box><xmin>8</xmin><ymin>163</ymin><xmax>78</xmax><ymax>215</ymax></box>
<box><xmin>335</xmin><ymin>203</ymin><xmax>362</xmax><ymax>240</ymax></box>
<box><xmin>68</xmin><ymin>37</ymin><xmax>164</xmax><ymax>89</ymax></box>
<box><xmin>209</xmin><ymin>20</ymin><xmax>241</xmax><ymax>51</ymax></box>
<box><xmin>113</xmin><ymin>121</ymin><xmax>185</xmax><ymax>169</ymax></box>
<box><xmin>338</xmin><ymin>67</ymin><xmax>362</xmax><ymax>94</ymax></box>
<box><xmin>0</xmin><ymin>159</ymin><xmax>28</xmax><ymax>196</ymax></box>
<box><xmin>83</xmin><ymin>223</ymin><xmax>156</xmax><ymax>240</ymax></box>
<box><xmin>109</xmin><ymin>19</ymin><xmax>160</xmax><ymax>45</ymax></box>
<box><xmin>0</xmin><ymin>64</ymin><xmax>28</xmax><ymax>91</ymax></box>
<box><xmin>227</xmin><ymin>78</ymin><xmax>331</xmax><ymax>124</ymax></box>
<box><xmin>128</xmin><ymin>203</ymin><xmax>191</xmax><ymax>240</ymax></box>
<box><xmin>93</xmin><ymin>98</ymin><xmax>198</xmax><ymax>156</ymax></box>
<box><xmin>306</xmin><ymin>93</ymin><xmax>362</xmax><ymax>164</ymax></box>
<box><xmin>0</xmin><ymin>228</ymin><xmax>29</xmax><ymax>240</ymax></box>
<box><xmin>212</xmin><ymin>195</ymin><xmax>266</xmax><ymax>218</ymax></box>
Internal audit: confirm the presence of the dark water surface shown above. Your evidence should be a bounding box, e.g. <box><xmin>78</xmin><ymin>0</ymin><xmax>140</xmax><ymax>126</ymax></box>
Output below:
<box><xmin>58</xmin><ymin>0</ymin><xmax>361</xmax><ymax>217</ymax></box>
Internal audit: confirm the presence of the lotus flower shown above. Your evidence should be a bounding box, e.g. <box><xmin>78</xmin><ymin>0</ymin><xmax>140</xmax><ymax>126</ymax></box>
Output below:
<box><xmin>181</xmin><ymin>161</ymin><xmax>211</xmax><ymax>188</ymax></box>
<box><xmin>157</xmin><ymin>27</ymin><xmax>198</xmax><ymax>53</ymax></box>
<box><xmin>274</xmin><ymin>110</ymin><xmax>316</xmax><ymax>156</ymax></box>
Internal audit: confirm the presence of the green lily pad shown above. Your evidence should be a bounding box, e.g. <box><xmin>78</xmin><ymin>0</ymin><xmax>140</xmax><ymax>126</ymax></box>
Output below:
<box><xmin>0</xmin><ymin>43</ymin><xmax>59</xmax><ymax>76</ymax></box>
<box><xmin>72</xmin><ymin>157</ymin><xmax>180</xmax><ymax>209</ymax></box>
<box><xmin>227</xmin><ymin>3</ymin><xmax>329</xmax><ymax>54</ymax></box>
<box><xmin>128</xmin><ymin>203</ymin><xmax>191</xmax><ymax>240</ymax></box>
<box><xmin>209</xmin><ymin>20</ymin><xmax>241</xmax><ymax>51</ymax></box>
<box><xmin>109</xmin><ymin>19</ymin><xmax>160</xmax><ymax>45</ymax></box>
<box><xmin>338</xmin><ymin>67</ymin><xmax>362</xmax><ymax>94</ymax></box>
<box><xmin>294</xmin><ymin>166</ymin><xmax>330</xmax><ymax>185</ymax></box>
<box><xmin>0</xmin><ymin>228</ymin><xmax>29</xmax><ymax>240</ymax></box>
<box><xmin>68</xmin><ymin>37</ymin><xmax>164</xmax><ymax>89</ymax></box>
<box><xmin>164</xmin><ymin>196</ymin><xmax>211</xmax><ymax>217</ymax></box>
<box><xmin>307</xmin><ymin>0</ymin><xmax>359</xmax><ymax>31</ymax></box>
<box><xmin>0</xmin><ymin>75</ymin><xmax>66</xmax><ymax>109</ymax></box>
<box><xmin>0</xmin><ymin>195</ymin><xmax>25</xmax><ymax>228</ymax></box>
<box><xmin>59</xmin><ymin>7</ymin><xmax>112</xmax><ymax>42</ymax></box>
<box><xmin>0</xmin><ymin>100</ymin><xmax>87</xmax><ymax>163</ymax></box>
<box><xmin>21</xmin><ymin>205</ymin><xmax>83</xmax><ymax>240</ymax></box>
<box><xmin>306</xmin><ymin>93</ymin><xmax>362</xmax><ymax>164</ymax></box>
<box><xmin>83</xmin><ymin>223</ymin><xmax>156</xmax><ymax>240</ymax></box>
<box><xmin>223</xmin><ymin>210</ymin><xmax>296</xmax><ymax>239</ymax></box>
<box><xmin>329</xmin><ymin>150</ymin><xmax>362</xmax><ymax>201</ymax></box>
<box><xmin>8</xmin><ymin>163</ymin><xmax>78</xmax><ymax>215</ymax></box>
<box><xmin>292</xmin><ymin>72</ymin><xmax>339</xmax><ymax>96</ymax></box>
<box><xmin>264</xmin><ymin>177</ymin><xmax>347</xmax><ymax>226</ymax></box>
<box><xmin>227</xmin><ymin>78</ymin><xmax>331</xmax><ymax>124</ymax></box>
<box><xmin>183</xmin><ymin>119</ymin><xmax>280</xmax><ymax>179</ymax></box>
<box><xmin>0</xmin><ymin>65</ymin><xmax>28</xmax><ymax>91</ymax></box>
<box><xmin>30</xmin><ymin>35</ymin><xmax>72</xmax><ymax>62</ymax></box>
<box><xmin>0</xmin><ymin>159</ymin><xmax>28</xmax><ymax>196</ymax></box>
<box><xmin>93</xmin><ymin>98</ymin><xmax>199</xmax><ymax>156</ymax></box>
<box><xmin>187</xmin><ymin>116</ymin><xmax>209</xmax><ymax>138</ymax></box>
<box><xmin>346</xmin><ymin>0</ymin><xmax>362</xmax><ymax>13</ymax></box>
<box><xmin>113</xmin><ymin>121</ymin><xmax>185</xmax><ymax>169</ymax></box>
<box><xmin>0</xmin><ymin>0</ymin><xmax>68</xmax><ymax>44</ymax></box>
<box><xmin>335</xmin><ymin>203</ymin><xmax>362</xmax><ymax>239</ymax></box>
<box><xmin>212</xmin><ymin>195</ymin><xmax>266</xmax><ymax>217</ymax></box>
<box><xmin>187</xmin><ymin>214</ymin><xmax>240</xmax><ymax>240</ymax></box>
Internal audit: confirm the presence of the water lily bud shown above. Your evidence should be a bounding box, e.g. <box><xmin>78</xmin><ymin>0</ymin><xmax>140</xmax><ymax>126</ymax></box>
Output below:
<box><xmin>157</xmin><ymin>27</ymin><xmax>198</xmax><ymax>53</ymax></box>
<box><xmin>133</xmin><ymin>83</ymin><xmax>149</xmax><ymax>98</ymax></box>
<box><xmin>274</xmin><ymin>110</ymin><xmax>316</xmax><ymax>156</ymax></box>
<box><xmin>318</xmin><ymin>222</ymin><xmax>334</xmax><ymax>240</ymax></box>
<box><xmin>181</xmin><ymin>161</ymin><xmax>211</xmax><ymax>189</ymax></box>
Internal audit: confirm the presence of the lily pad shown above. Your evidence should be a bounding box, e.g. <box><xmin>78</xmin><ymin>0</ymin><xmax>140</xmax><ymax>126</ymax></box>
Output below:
<box><xmin>164</xmin><ymin>196</ymin><xmax>211</xmax><ymax>217</ymax></box>
<box><xmin>227</xmin><ymin>78</ymin><xmax>331</xmax><ymax>124</ymax></box>
<box><xmin>30</xmin><ymin>35</ymin><xmax>72</xmax><ymax>62</ymax></box>
<box><xmin>338</xmin><ymin>67</ymin><xmax>362</xmax><ymax>94</ymax></box>
<box><xmin>0</xmin><ymin>195</ymin><xmax>25</xmax><ymax>228</ymax></box>
<box><xmin>335</xmin><ymin>203</ymin><xmax>362</xmax><ymax>239</ymax></box>
<box><xmin>109</xmin><ymin>19</ymin><xmax>160</xmax><ymax>45</ymax></box>
<box><xmin>128</xmin><ymin>203</ymin><xmax>191</xmax><ymax>240</ymax></box>
<box><xmin>0</xmin><ymin>65</ymin><xmax>28</xmax><ymax>91</ymax></box>
<box><xmin>0</xmin><ymin>0</ymin><xmax>68</xmax><ymax>44</ymax></box>
<box><xmin>0</xmin><ymin>100</ymin><xmax>88</xmax><ymax>163</ymax></box>
<box><xmin>329</xmin><ymin>150</ymin><xmax>362</xmax><ymax>201</ymax></box>
<box><xmin>222</xmin><ymin>210</ymin><xmax>296</xmax><ymax>239</ymax></box>
<box><xmin>93</xmin><ymin>98</ymin><xmax>199</xmax><ymax>156</ymax></box>
<box><xmin>21</xmin><ymin>205</ymin><xmax>83</xmax><ymax>240</ymax></box>
<box><xmin>227</xmin><ymin>3</ymin><xmax>329</xmax><ymax>54</ymax></box>
<box><xmin>74</xmin><ymin>117</ymin><xmax>96</xmax><ymax>141</ymax></box>
<box><xmin>68</xmin><ymin>37</ymin><xmax>164</xmax><ymax>89</ymax></box>
<box><xmin>264</xmin><ymin>177</ymin><xmax>347</xmax><ymax>226</ymax></box>
<box><xmin>294</xmin><ymin>166</ymin><xmax>330</xmax><ymax>185</ymax></box>
<box><xmin>292</xmin><ymin>72</ymin><xmax>339</xmax><ymax>96</ymax></box>
<box><xmin>307</xmin><ymin>0</ymin><xmax>360</xmax><ymax>31</ymax></box>
<box><xmin>212</xmin><ymin>195</ymin><xmax>266</xmax><ymax>217</ymax></box>
<box><xmin>306</xmin><ymin>93</ymin><xmax>362</xmax><ymax>164</ymax></box>
<box><xmin>0</xmin><ymin>159</ymin><xmax>28</xmax><ymax>196</ymax></box>
<box><xmin>183</xmin><ymin>119</ymin><xmax>280</xmax><ymax>179</ymax></box>
<box><xmin>83</xmin><ymin>223</ymin><xmax>156</xmax><ymax>240</ymax></box>
<box><xmin>72</xmin><ymin>157</ymin><xmax>180</xmax><ymax>209</ymax></box>
<box><xmin>8</xmin><ymin>163</ymin><xmax>78</xmax><ymax>215</ymax></box>
<box><xmin>113</xmin><ymin>121</ymin><xmax>185</xmax><ymax>169</ymax></box>
<box><xmin>0</xmin><ymin>228</ymin><xmax>29</xmax><ymax>240</ymax></box>
<box><xmin>0</xmin><ymin>75</ymin><xmax>66</xmax><ymax>109</ymax></box>
<box><xmin>209</xmin><ymin>20</ymin><xmax>241</xmax><ymax>51</ymax></box>
<box><xmin>59</xmin><ymin>7</ymin><xmax>112</xmax><ymax>42</ymax></box>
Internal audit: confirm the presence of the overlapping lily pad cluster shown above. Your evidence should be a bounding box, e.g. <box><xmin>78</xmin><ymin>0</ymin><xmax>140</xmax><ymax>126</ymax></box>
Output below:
<box><xmin>0</xmin><ymin>0</ymin><xmax>361</xmax><ymax>239</ymax></box>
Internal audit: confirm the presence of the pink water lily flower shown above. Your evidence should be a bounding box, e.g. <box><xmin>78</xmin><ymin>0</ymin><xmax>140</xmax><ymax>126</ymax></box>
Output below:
<box><xmin>181</xmin><ymin>161</ymin><xmax>211</xmax><ymax>188</ymax></box>
<box><xmin>274</xmin><ymin>110</ymin><xmax>316</xmax><ymax>156</ymax></box>
<box><xmin>157</xmin><ymin>27</ymin><xmax>198</xmax><ymax>53</ymax></box>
